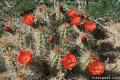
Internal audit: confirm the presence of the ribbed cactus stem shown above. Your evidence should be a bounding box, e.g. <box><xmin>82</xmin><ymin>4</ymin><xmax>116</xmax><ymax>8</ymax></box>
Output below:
<box><xmin>34</xmin><ymin>31</ymin><xmax>39</xmax><ymax>56</ymax></box>
<box><xmin>63</xmin><ymin>28</ymin><xmax>67</xmax><ymax>37</ymax></box>
<box><xmin>80</xmin><ymin>51</ymin><xmax>92</xmax><ymax>70</ymax></box>
<box><xmin>3</xmin><ymin>54</ymin><xmax>17</xmax><ymax>80</ymax></box>
<box><xmin>55</xmin><ymin>2</ymin><xmax>59</xmax><ymax>20</ymax></box>
<box><xmin>34</xmin><ymin>30</ymin><xmax>47</xmax><ymax>56</ymax></box>
<box><xmin>45</xmin><ymin>13</ymin><xmax>50</xmax><ymax>25</ymax></box>
<box><xmin>18</xmin><ymin>34</ymin><xmax>26</xmax><ymax>50</ymax></box>
<box><xmin>34</xmin><ymin>31</ymin><xmax>41</xmax><ymax>56</ymax></box>
<box><xmin>59</xmin><ymin>25</ymin><xmax>69</xmax><ymax>51</ymax></box>
<box><xmin>41</xmin><ymin>33</ymin><xmax>47</xmax><ymax>53</ymax></box>
<box><xmin>30</xmin><ymin>30</ymin><xmax>36</xmax><ymax>55</ymax></box>
<box><xmin>56</xmin><ymin>54</ymin><xmax>62</xmax><ymax>70</ymax></box>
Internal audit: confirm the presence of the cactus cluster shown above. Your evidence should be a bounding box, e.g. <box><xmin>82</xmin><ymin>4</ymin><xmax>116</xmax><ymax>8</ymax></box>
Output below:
<box><xmin>0</xmin><ymin>0</ymin><xmax>120</xmax><ymax>80</ymax></box>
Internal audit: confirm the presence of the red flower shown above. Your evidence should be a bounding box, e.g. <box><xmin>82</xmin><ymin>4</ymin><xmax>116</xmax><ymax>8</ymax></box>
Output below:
<box><xmin>48</xmin><ymin>36</ymin><xmax>55</xmax><ymax>43</ymax></box>
<box><xmin>84</xmin><ymin>22</ymin><xmax>96</xmax><ymax>33</ymax></box>
<box><xmin>61</xmin><ymin>54</ymin><xmax>78</xmax><ymax>70</ymax></box>
<box><xmin>23</xmin><ymin>14</ymin><xmax>34</xmax><ymax>26</ymax></box>
<box><xmin>68</xmin><ymin>10</ymin><xmax>78</xmax><ymax>18</ymax></box>
<box><xmin>3</xmin><ymin>26</ymin><xmax>12</xmax><ymax>32</ymax></box>
<box><xmin>51</xmin><ymin>12</ymin><xmax>56</xmax><ymax>17</ymax></box>
<box><xmin>80</xmin><ymin>35</ymin><xmax>87</xmax><ymax>43</ymax></box>
<box><xmin>89</xmin><ymin>60</ymin><xmax>104</xmax><ymax>76</ymax></box>
<box><xmin>83</xmin><ymin>15</ymin><xmax>89</xmax><ymax>20</ymax></box>
<box><xmin>18</xmin><ymin>51</ymin><xmax>32</xmax><ymax>65</ymax></box>
<box><xmin>71</xmin><ymin>17</ymin><xmax>82</xmax><ymax>26</ymax></box>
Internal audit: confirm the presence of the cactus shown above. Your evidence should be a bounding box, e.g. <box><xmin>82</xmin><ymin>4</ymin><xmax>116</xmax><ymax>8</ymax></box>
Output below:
<box><xmin>0</xmin><ymin>0</ymin><xmax>120</xmax><ymax>80</ymax></box>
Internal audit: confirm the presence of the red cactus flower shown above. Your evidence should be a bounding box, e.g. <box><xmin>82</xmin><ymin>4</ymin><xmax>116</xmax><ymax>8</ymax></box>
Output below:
<box><xmin>23</xmin><ymin>14</ymin><xmax>34</xmax><ymax>26</ymax></box>
<box><xmin>84</xmin><ymin>22</ymin><xmax>96</xmax><ymax>33</ymax></box>
<box><xmin>89</xmin><ymin>60</ymin><xmax>104</xmax><ymax>76</ymax></box>
<box><xmin>48</xmin><ymin>36</ymin><xmax>55</xmax><ymax>43</ymax></box>
<box><xmin>80</xmin><ymin>35</ymin><xmax>87</xmax><ymax>43</ymax></box>
<box><xmin>18</xmin><ymin>51</ymin><xmax>32</xmax><ymax>65</ymax></box>
<box><xmin>83</xmin><ymin>15</ymin><xmax>89</xmax><ymax>20</ymax></box>
<box><xmin>3</xmin><ymin>26</ymin><xmax>12</xmax><ymax>32</ymax></box>
<box><xmin>61</xmin><ymin>54</ymin><xmax>78</xmax><ymax>70</ymax></box>
<box><xmin>71</xmin><ymin>17</ymin><xmax>82</xmax><ymax>26</ymax></box>
<box><xmin>51</xmin><ymin>12</ymin><xmax>56</xmax><ymax>17</ymax></box>
<box><xmin>68</xmin><ymin>10</ymin><xmax>78</xmax><ymax>18</ymax></box>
